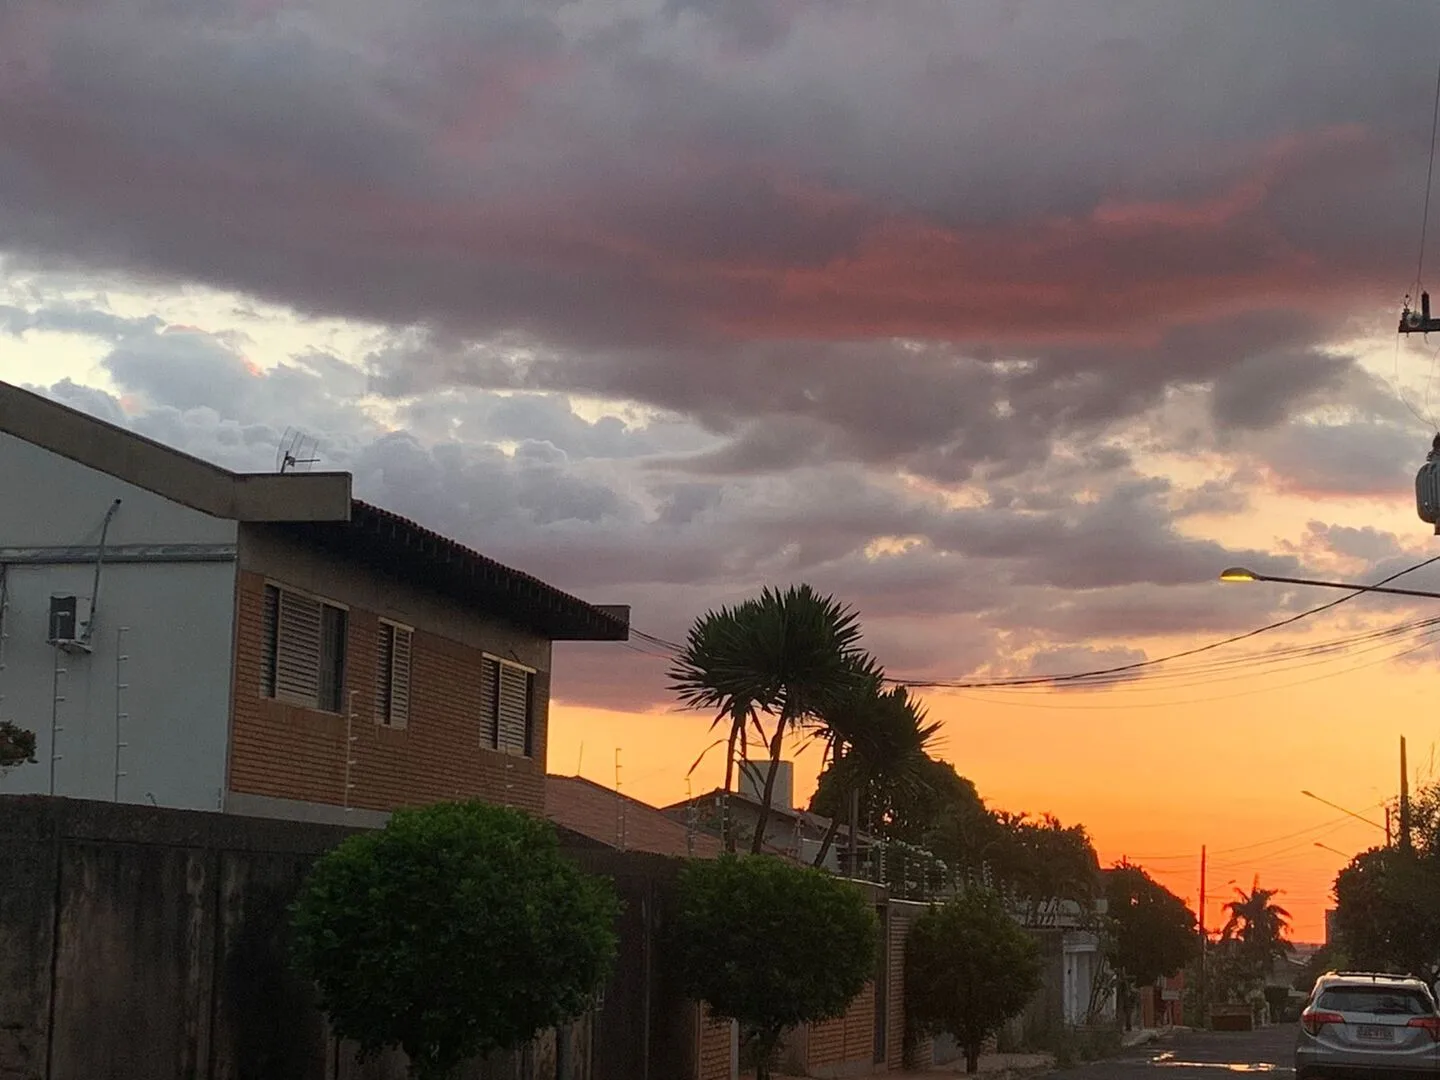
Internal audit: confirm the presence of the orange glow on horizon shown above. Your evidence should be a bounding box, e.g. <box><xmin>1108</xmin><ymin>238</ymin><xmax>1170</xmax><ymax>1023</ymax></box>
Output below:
<box><xmin>551</xmin><ymin>641</ymin><xmax>1432</xmax><ymax>944</ymax></box>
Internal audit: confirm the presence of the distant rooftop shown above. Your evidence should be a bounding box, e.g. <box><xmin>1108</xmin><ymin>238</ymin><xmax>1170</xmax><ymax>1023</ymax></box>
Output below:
<box><xmin>546</xmin><ymin>775</ymin><xmax>722</xmax><ymax>858</ymax></box>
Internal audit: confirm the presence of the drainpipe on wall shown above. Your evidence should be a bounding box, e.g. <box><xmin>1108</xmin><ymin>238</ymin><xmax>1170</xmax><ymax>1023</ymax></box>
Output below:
<box><xmin>81</xmin><ymin>499</ymin><xmax>123</xmax><ymax>646</ymax></box>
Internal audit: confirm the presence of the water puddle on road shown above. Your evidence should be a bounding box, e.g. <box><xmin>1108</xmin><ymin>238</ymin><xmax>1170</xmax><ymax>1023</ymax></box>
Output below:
<box><xmin>1148</xmin><ymin>1051</ymin><xmax>1285</xmax><ymax>1072</ymax></box>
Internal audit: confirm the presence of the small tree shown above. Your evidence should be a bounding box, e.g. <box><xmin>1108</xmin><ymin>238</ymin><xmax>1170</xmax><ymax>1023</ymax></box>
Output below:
<box><xmin>1105</xmin><ymin>862</ymin><xmax>1196</xmax><ymax>1028</ymax></box>
<box><xmin>906</xmin><ymin>889</ymin><xmax>1043</xmax><ymax>1073</ymax></box>
<box><xmin>1333</xmin><ymin>846</ymin><xmax>1440</xmax><ymax>985</ymax></box>
<box><xmin>671</xmin><ymin>854</ymin><xmax>879</xmax><ymax>1080</ymax></box>
<box><xmin>291</xmin><ymin>801</ymin><xmax>620</xmax><ymax>1080</ymax></box>
<box><xmin>0</xmin><ymin>720</ymin><xmax>36</xmax><ymax>774</ymax></box>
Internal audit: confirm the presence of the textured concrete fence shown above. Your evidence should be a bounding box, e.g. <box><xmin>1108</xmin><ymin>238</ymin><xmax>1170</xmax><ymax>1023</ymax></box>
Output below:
<box><xmin>0</xmin><ymin>796</ymin><xmax>696</xmax><ymax>1080</ymax></box>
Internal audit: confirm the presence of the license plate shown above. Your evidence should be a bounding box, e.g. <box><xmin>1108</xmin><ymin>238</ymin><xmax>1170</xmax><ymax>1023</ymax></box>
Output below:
<box><xmin>1356</xmin><ymin>1025</ymin><xmax>1393</xmax><ymax>1042</ymax></box>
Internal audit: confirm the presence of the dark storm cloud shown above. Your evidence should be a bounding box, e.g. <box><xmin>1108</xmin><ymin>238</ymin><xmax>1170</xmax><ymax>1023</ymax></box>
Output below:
<box><xmin>3</xmin><ymin>0</ymin><xmax>1434</xmax><ymax>709</ymax></box>
<box><xmin>1210</xmin><ymin>350</ymin><xmax>1351</xmax><ymax>431</ymax></box>
<box><xmin>0</xmin><ymin>0</ymin><xmax>1435</xmax><ymax>353</ymax></box>
<box><xmin>0</xmin><ymin>0</ymin><xmax>1425</xmax><ymax>496</ymax></box>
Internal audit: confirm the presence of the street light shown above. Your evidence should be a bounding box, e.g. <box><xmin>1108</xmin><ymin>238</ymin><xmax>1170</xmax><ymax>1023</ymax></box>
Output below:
<box><xmin>1301</xmin><ymin>789</ymin><xmax>1393</xmax><ymax>847</ymax></box>
<box><xmin>1219</xmin><ymin>567</ymin><xmax>1440</xmax><ymax>602</ymax></box>
<box><xmin>1300</xmin><ymin>790</ymin><xmax>1386</xmax><ymax>831</ymax></box>
<box><xmin>1315</xmin><ymin>841</ymin><xmax>1352</xmax><ymax>858</ymax></box>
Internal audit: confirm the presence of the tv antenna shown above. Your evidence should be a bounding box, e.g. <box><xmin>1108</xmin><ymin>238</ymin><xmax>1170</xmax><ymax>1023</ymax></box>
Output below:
<box><xmin>275</xmin><ymin>428</ymin><xmax>321</xmax><ymax>474</ymax></box>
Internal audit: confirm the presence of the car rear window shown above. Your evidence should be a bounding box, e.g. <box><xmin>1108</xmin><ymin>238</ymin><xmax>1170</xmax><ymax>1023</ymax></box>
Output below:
<box><xmin>1317</xmin><ymin>987</ymin><xmax>1433</xmax><ymax>1015</ymax></box>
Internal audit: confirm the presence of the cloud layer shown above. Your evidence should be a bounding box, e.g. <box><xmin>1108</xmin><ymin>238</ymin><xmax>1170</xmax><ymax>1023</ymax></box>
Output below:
<box><xmin>3</xmin><ymin>1</ymin><xmax>1440</xmax><ymax>709</ymax></box>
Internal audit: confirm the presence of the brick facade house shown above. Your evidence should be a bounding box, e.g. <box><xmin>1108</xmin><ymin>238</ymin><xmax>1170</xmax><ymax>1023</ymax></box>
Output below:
<box><xmin>0</xmin><ymin>380</ymin><xmax>629</xmax><ymax>821</ymax></box>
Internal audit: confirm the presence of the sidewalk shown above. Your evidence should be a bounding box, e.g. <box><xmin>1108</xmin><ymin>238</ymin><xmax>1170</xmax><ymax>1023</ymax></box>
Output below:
<box><xmin>882</xmin><ymin>1050</ymin><xmax>1055</xmax><ymax>1078</ymax></box>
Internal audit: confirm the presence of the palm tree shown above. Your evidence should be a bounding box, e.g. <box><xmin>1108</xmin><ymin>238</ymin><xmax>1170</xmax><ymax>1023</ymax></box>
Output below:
<box><xmin>1221</xmin><ymin>878</ymin><xmax>1292</xmax><ymax>969</ymax></box>
<box><xmin>810</xmin><ymin>680</ymin><xmax>941</xmax><ymax>870</ymax></box>
<box><xmin>669</xmin><ymin>584</ymin><xmax>869</xmax><ymax>854</ymax></box>
<box><xmin>677</xmin><ymin>601</ymin><xmax>767</xmax><ymax>850</ymax></box>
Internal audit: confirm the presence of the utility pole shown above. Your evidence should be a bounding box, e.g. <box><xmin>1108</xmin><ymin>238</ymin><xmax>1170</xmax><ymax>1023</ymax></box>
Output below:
<box><xmin>1198</xmin><ymin>845</ymin><xmax>1207</xmax><ymax>1028</ymax></box>
<box><xmin>1386</xmin><ymin>804</ymin><xmax>1394</xmax><ymax>849</ymax></box>
<box><xmin>1401</xmin><ymin>736</ymin><xmax>1413</xmax><ymax>852</ymax></box>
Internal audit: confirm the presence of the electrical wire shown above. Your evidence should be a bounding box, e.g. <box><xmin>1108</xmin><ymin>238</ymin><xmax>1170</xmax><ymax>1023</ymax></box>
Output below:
<box><xmin>1125</xmin><ymin>803</ymin><xmax>1391</xmax><ymax>865</ymax></box>
<box><xmin>630</xmin><ymin>558</ymin><xmax>1440</xmax><ymax>702</ymax></box>
<box><xmin>956</xmin><ymin>616</ymin><xmax>1440</xmax><ymax>696</ymax></box>
<box><xmin>1415</xmin><ymin>55</ymin><xmax>1440</xmax><ymax>298</ymax></box>
<box><xmin>887</xmin><ymin>553</ymin><xmax>1440</xmax><ymax>690</ymax></box>
<box><xmin>946</xmin><ymin>628</ymin><xmax>1440</xmax><ymax>711</ymax></box>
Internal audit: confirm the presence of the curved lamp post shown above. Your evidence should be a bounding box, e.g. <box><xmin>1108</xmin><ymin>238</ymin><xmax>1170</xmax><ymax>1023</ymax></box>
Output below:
<box><xmin>1222</xmin><ymin>566</ymin><xmax>1428</xmax><ymax>851</ymax></box>
<box><xmin>1219</xmin><ymin>567</ymin><xmax>1440</xmax><ymax>601</ymax></box>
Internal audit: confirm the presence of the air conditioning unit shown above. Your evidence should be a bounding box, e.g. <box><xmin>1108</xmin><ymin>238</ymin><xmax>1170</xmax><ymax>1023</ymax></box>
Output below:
<box><xmin>47</xmin><ymin>595</ymin><xmax>93</xmax><ymax>651</ymax></box>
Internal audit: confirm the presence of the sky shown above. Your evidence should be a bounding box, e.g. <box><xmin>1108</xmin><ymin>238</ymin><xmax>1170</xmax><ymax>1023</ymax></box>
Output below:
<box><xmin>4</xmin><ymin>0</ymin><xmax>1440</xmax><ymax>940</ymax></box>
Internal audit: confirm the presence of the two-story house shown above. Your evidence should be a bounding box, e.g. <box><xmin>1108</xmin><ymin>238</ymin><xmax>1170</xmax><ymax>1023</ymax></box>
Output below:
<box><xmin>0</xmin><ymin>380</ymin><xmax>629</xmax><ymax>824</ymax></box>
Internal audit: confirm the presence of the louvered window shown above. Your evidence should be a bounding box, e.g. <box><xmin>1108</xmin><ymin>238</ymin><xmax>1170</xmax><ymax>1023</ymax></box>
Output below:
<box><xmin>260</xmin><ymin>585</ymin><xmax>279</xmax><ymax>697</ymax></box>
<box><xmin>479</xmin><ymin>657</ymin><xmax>499</xmax><ymax>749</ymax></box>
<box><xmin>260</xmin><ymin>584</ymin><xmax>347</xmax><ymax>712</ymax></box>
<box><xmin>479</xmin><ymin>656</ymin><xmax>534</xmax><ymax>756</ymax></box>
<box><xmin>376</xmin><ymin>621</ymin><xmax>412</xmax><ymax>728</ymax></box>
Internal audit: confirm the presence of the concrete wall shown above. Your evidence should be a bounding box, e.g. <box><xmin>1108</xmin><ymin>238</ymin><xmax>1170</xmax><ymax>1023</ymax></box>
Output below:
<box><xmin>0</xmin><ymin>431</ymin><xmax>238</xmax><ymax>810</ymax></box>
<box><xmin>0</xmin><ymin>795</ymin><xmax>698</xmax><ymax>1080</ymax></box>
<box><xmin>0</xmin><ymin>430</ymin><xmax>240</xmax><ymax>549</ymax></box>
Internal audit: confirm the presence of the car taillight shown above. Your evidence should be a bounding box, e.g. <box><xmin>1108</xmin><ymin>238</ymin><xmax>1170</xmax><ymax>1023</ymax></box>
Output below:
<box><xmin>1408</xmin><ymin>1016</ymin><xmax>1440</xmax><ymax>1041</ymax></box>
<box><xmin>1302</xmin><ymin>1010</ymin><xmax>1345</xmax><ymax>1035</ymax></box>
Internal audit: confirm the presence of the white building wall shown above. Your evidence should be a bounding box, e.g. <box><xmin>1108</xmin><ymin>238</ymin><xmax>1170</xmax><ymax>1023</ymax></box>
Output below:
<box><xmin>0</xmin><ymin>431</ymin><xmax>238</xmax><ymax>810</ymax></box>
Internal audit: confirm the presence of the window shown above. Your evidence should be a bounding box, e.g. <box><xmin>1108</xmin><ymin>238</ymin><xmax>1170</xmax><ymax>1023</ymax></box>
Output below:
<box><xmin>260</xmin><ymin>583</ymin><xmax>348</xmax><ymax>712</ymax></box>
<box><xmin>478</xmin><ymin>655</ymin><xmax>534</xmax><ymax>756</ymax></box>
<box><xmin>1317</xmin><ymin>987</ymin><xmax>1432</xmax><ymax>1016</ymax></box>
<box><xmin>376</xmin><ymin>621</ymin><xmax>412</xmax><ymax>728</ymax></box>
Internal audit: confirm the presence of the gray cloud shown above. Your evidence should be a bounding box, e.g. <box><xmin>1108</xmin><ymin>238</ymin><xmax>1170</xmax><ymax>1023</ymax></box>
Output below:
<box><xmin>10</xmin><ymin>307</ymin><xmax>1339</xmax><ymax>711</ymax></box>
<box><xmin>1211</xmin><ymin>349</ymin><xmax>1351</xmax><ymax>431</ymax></box>
<box><xmin>2</xmin><ymin>0</ymin><xmax>1434</xmax><ymax>712</ymax></box>
<box><xmin>1024</xmin><ymin>645</ymin><xmax>1148</xmax><ymax>688</ymax></box>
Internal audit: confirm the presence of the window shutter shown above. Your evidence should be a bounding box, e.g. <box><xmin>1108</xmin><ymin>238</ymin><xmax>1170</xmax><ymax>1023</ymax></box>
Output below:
<box><xmin>275</xmin><ymin>591</ymin><xmax>322</xmax><ymax>707</ymax></box>
<box><xmin>260</xmin><ymin>584</ymin><xmax>279</xmax><ymax>697</ymax></box>
<box><xmin>497</xmin><ymin>663</ymin><xmax>529</xmax><ymax>755</ymax></box>
<box><xmin>318</xmin><ymin>605</ymin><xmax>347</xmax><ymax>713</ymax></box>
<box><xmin>479</xmin><ymin>658</ymin><xmax>499</xmax><ymax>748</ymax></box>
<box><xmin>390</xmin><ymin>628</ymin><xmax>411</xmax><ymax>727</ymax></box>
<box><xmin>376</xmin><ymin>623</ymin><xmax>395</xmax><ymax>722</ymax></box>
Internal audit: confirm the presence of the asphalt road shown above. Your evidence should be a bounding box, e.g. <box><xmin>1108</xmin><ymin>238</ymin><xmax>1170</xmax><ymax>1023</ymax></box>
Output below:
<box><xmin>1060</xmin><ymin>1026</ymin><xmax>1296</xmax><ymax>1080</ymax></box>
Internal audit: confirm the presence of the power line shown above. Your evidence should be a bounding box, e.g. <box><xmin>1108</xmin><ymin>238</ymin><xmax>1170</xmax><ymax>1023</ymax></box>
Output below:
<box><xmin>1415</xmin><ymin>54</ymin><xmax>1440</xmax><ymax>297</ymax></box>
<box><xmin>957</xmin><ymin>616</ymin><xmax>1440</xmax><ymax>695</ymax></box>
<box><xmin>628</xmin><ymin>555</ymin><xmax>1440</xmax><ymax>694</ymax></box>
<box><xmin>892</xmin><ymin>554</ymin><xmax>1440</xmax><ymax>689</ymax></box>
<box><xmin>1119</xmin><ymin>802</ymin><xmax>1392</xmax><ymax>864</ymax></box>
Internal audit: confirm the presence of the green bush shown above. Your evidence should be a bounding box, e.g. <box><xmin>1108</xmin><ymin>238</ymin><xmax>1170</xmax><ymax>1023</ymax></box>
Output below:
<box><xmin>670</xmin><ymin>854</ymin><xmax>880</xmax><ymax>1080</ymax></box>
<box><xmin>906</xmin><ymin>889</ymin><xmax>1043</xmax><ymax>1074</ymax></box>
<box><xmin>291</xmin><ymin>801</ymin><xmax>620</xmax><ymax>1080</ymax></box>
<box><xmin>0</xmin><ymin>720</ymin><xmax>36</xmax><ymax>771</ymax></box>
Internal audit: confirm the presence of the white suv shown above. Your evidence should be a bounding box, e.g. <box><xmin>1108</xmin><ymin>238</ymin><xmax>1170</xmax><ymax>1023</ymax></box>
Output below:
<box><xmin>1297</xmin><ymin>972</ymin><xmax>1440</xmax><ymax>1080</ymax></box>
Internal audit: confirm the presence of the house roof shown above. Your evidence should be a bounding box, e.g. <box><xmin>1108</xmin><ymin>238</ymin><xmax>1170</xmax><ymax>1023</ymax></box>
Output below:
<box><xmin>271</xmin><ymin>502</ymin><xmax>629</xmax><ymax>641</ymax></box>
<box><xmin>0</xmin><ymin>379</ymin><xmax>629</xmax><ymax>642</ymax></box>
<box><xmin>666</xmin><ymin>786</ymin><xmax>870</xmax><ymax>842</ymax></box>
<box><xmin>546</xmin><ymin>775</ymin><xmax>723</xmax><ymax>858</ymax></box>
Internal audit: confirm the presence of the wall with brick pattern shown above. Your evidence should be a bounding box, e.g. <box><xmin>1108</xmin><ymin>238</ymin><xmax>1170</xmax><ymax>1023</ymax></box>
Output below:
<box><xmin>888</xmin><ymin>900</ymin><xmax>934</xmax><ymax>1069</ymax></box>
<box><xmin>804</xmin><ymin>980</ymin><xmax>876</xmax><ymax>1074</ymax></box>
<box><xmin>697</xmin><ymin>1004</ymin><xmax>734</xmax><ymax>1080</ymax></box>
<box><xmin>228</xmin><ymin>526</ymin><xmax>558</xmax><ymax>815</ymax></box>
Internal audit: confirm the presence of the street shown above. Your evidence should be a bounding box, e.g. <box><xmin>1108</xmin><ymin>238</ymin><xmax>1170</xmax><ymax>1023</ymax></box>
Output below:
<box><xmin>1061</xmin><ymin>1027</ymin><xmax>1295</xmax><ymax>1079</ymax></box>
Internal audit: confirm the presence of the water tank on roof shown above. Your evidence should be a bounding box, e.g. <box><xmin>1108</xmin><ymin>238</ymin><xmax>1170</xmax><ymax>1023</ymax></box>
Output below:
<box><xmin>738</xmin><ymin>759</ymin><xmax>793</xmax><ymax>811</ymax></box>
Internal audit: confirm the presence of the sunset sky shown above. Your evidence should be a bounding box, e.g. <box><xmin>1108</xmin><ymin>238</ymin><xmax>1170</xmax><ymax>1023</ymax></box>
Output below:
<box><xmin>6</xmin><ymin>0</ymin><xmax>1440</xmax><ymax>940</ymax></box>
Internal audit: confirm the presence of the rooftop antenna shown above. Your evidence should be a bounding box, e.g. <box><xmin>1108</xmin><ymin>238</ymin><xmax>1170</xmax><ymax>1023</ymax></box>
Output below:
<box><xmin>685</xmin><ymin>776</ymin><xmax>696</xmax><ymax>856</ymax></box>
<box><xmin>275</xmin><ymin>427</ymin><xmax>321</xmax><ymax>474</ymax></box>
<box><xmin>614</xmin><ymin>748</ymin><xmax>626</xmax><ymax>850</ymax></box>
